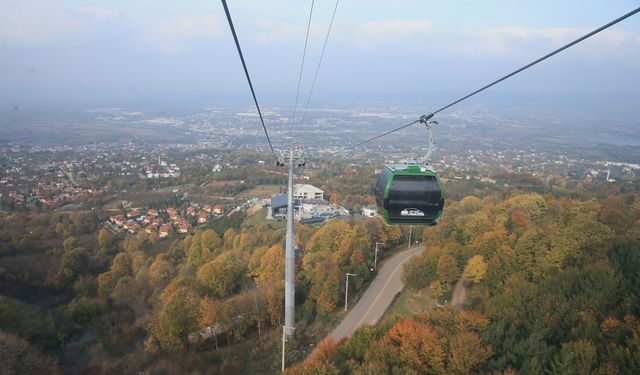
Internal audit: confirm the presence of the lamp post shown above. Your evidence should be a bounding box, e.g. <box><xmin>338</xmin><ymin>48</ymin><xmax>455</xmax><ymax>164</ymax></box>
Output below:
<box><xmin>374</xmin><ymin>242</ymin><xmax>384</xmax><ymax>270</ymax></box>
<box><xmin>345</xmin><ymin>273</ymin><xmax>357</xmax><ymax>311</ymax></box>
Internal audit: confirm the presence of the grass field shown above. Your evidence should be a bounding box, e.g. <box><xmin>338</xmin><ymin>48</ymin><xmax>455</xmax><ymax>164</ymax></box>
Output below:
<box><xmin>242</xmin><ymin>207</ymin><xmax>286</xmax><ymax>229</ymax></box>
<box><xmin>382</xmin><ymin>288</ymin><xmax>438</xmax><ymax>323</ymax></box>
<box><xmin>235</xmin><ymin>185</ymin><xmax>281</xmax><ymax>200</ymax></box>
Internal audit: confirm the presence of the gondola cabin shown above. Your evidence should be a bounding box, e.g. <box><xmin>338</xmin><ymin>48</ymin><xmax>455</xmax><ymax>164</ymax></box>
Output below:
<box><xmin>374</xmin><ymin>164</ymin><xmax>444</xmax><ymax>225</ymax></box>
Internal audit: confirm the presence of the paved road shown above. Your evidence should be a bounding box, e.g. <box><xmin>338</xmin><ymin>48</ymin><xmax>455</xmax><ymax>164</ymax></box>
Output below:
<box><xmin>328</xmin><ymin>244</ymin><xmax>425</xmax><ymax>342</ymax></box>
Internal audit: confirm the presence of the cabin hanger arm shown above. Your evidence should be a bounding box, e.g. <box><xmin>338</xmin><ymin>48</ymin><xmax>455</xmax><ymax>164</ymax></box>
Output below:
<box><xmin>417</xmin><ymin>114</ymin><xmax>438</xmax><ymax>166</ymax></box>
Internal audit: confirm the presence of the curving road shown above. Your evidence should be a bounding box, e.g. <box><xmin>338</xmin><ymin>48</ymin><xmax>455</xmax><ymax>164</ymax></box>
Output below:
<box><xmin>328</xmin><ymin>244</ymin><xmax>425</xmax><ymax>342</ymax></box>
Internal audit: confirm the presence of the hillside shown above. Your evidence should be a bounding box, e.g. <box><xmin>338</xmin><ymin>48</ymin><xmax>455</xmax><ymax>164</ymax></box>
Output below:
<box><xmin>291</xmin><ymin>192</ymin><xmax>640</xmax><ymax>374</ymax></box>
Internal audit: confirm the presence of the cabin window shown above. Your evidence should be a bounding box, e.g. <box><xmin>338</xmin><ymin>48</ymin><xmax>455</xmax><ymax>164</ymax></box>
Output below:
<box><xmin>388</xmin><ymin>175</ymin><xmax>438</xmax><ymax>208</ymax></box>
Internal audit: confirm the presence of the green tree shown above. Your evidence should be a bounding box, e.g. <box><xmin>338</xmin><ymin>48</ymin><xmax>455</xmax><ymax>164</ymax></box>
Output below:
<box><xmin>550</xmin><ymin>339</ymin><xmax>597</xmax><ymax>375</ymax></box>
<box><xmin>98</xmin><ymin>229</ymin><xmax>114</xmax><ymax>250</ymax></box>
<box><xmin>154</xmin><ymin>286</ymin><xmax>201</xmax><ymax>351</ymax></box>
<box><xmin>429</xmin><ymin>281</ymin><xmax>446</xmax><ymax>303</ymax></box>
<box><xmin>63</xmin><ymin>236</ymin><xmax>80</xmax><ymax>251</ymax></box>
<box><xmin>65</xmin><ymin>296</ymin><xmax>100</xmax><ymax>326</ymax></box>
<box><xmin>201</xmin><ymin>229</ymin><xmax>223</xmax><ymax>251</ymax></box>
<box><xmin>97</xmin><ymin>252</ymin><xmax>132</xmax><ymax>295</ymax></box>
<box><xmin>223</xmin><ymin>228</ymin><xmax>237</xmax><ymax>250</ymax></box>
<box><xmin>197</xmin><ymin>254</ymin><xmax>245</xmax><ymax>298</ymax></box>
<box><xmin>58</xmin><ymin>247</ymin><xmax>89</xmax><ymax>284</ymax></box>
<box><xmin>403</xmin><ymin>248</ymin><xmax>440</xmax><ymax>290</ymax></box>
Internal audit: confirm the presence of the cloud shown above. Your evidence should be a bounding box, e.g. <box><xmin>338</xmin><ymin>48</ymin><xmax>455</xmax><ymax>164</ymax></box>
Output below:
<box><xmin>254</xmin><ymin>20</ymin><xmax>303</xmax><ymax>44</ymax></box>
<box><xmin>0</xmin><ymin>3</ymin><xmax>86</xmax><ymax>44</ymax></box>
<box><xmin>356</xmin><ymin>20</ymin><xmax>432</xmax><ymax>45</ymax></box>
<box><xmin>456</xmin><ymin>26</ymin><xmax>640</xmax><ymax>58</ymax></box>
<box><xmin>0</xmin><ymin>3</ymin><xmax>221</xmax><ymax>54</ymax></box>
<box><xmin>160</xmin><ymin>14</ymin><xmax>222</xmax><ymax>39</ymax></box>
<box><xmin>0</xmin><ymin>3</ymin><xmax>126</xmax><ymax>45</ymax></box>
<box><xmin>478</xmin><ymin>26</ymin><xmax>610</xmax><ymax>48</ymax></box>
<box><xmin>145</xmin><ymin>14</ymin><xmax>223</xmax><ymax>54</ymax></box>
<box><xmin>75</xmin><ymin>6</ymin><xmax>118</xmax><ymax>19</ymax></box>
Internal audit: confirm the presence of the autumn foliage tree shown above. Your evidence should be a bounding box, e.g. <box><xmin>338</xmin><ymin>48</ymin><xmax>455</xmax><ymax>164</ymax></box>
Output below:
<box><xmin>300</xmin><ymin>190</ymin><xmax>640</xmax><ymax>375</ymax></box>
<box><xmin>463</xmin><ymin>255</ymin><xmax>487</xmax><ymax>283</ymax></box>
<box><xmin>4</xmin><ymin>180</ymin><xmax>640</xmax><ymax>374</ymax></box>
<box><xmin>196</xmin><ymin>253</ymin><xmax>245</xmax><ymax>298</ymax></box>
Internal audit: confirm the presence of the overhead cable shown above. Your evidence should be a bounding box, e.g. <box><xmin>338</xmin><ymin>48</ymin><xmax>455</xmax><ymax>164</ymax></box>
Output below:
<box><xmin>221</xmin><ymin>0</ymin><xmax>276</xmax><ymax>158</ymax></box>
<box><xmin>297</xmin><ymin>0</ymin><xmax>341</xmax><ymax>139</ymax></box>
<box><xmin>349</xmin><ymin>6</ymin><xmax>640</xmax><ymax>149</ymax></box>
<box><xmin>290</xmin><ymin>0</ymin><xmax>316</xmax><ymax>132</ymax></box>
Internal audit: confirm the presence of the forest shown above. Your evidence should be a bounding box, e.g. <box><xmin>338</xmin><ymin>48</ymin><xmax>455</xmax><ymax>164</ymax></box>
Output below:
<box><xmin>291</xmin><ymin>190</ymin><xmax>640</xmax><ymax>374</ymax></box>
<box><xmin>1</xmin><ymin>169</ymin><xmax>639</xmax><ymax>374</ymax></box>
<box><xmin>0</xmin><ymin>189</ymin><xmax>407</xmax><ymax>373</ymax></box>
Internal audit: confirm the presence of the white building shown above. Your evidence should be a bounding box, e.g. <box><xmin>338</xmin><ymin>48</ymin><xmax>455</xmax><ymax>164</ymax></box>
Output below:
<box><xmin>293</xmin><ymin>184</ymin><xmax>324</xmax><ymax>200</ymax></box>
<box><xmin>362</xmin><ymin>206</ymin><xmax>378</xmax><ymax>217</ymax></box>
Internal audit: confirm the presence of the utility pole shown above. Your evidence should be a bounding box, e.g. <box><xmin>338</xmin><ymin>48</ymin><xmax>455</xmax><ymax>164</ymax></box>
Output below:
<box><xmin>374</xmin><ymin>242</ymin><xmax>384</xmax><ymax>270</ymax></box>
<box><xmin>345</xmin><ymin>273</ymin><xmax>357</xmax><ymax>311</ymax></box>
<box><xmin>407</xmin><ymin>225</ymin><xmax>414</xmax><ymax>250</ymax></box>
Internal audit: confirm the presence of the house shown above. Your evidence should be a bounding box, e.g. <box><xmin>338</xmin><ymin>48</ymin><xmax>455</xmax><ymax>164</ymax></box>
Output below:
<box><xmin>144</xmin><ymin>223</ymin><xmax>158</xmax><ymax>234</ymax></box>
<box><xmin>159</xmin><ymin>224</ymin><xmax>172</xmax><ymax>238</ymax></box>
<box><xmin>126</xmin><ymin>221</ymin><xmax>140</xmax><ymax>234</ymax></box>
<box><xmin>479</xmin><ymin>176</ymin><xmax>497</xmax><ymax>184</ymax></box>
<box><xmin>176</xmin><ymin>220</ymin><xmax>191</xmax><ymax>234</ymax></box>
<box><xmin>167</xmin><ymin>207</ymin><xmax>178</xmax><ymax>218</ymax></box>
<box><xmin>186</xmin><ymin>207</ymin><xmax>197</xmax><ymax>216</ymax></box>
<box><xmin>110</xmin><ymin>215</ymin><xmax>125</xmax><ymax>227</ymax></box>
<box><xmin>212</xmin><ymin>204</ymin><xmax>224</xmax><ymax>215</ymax></box>
<box><xmin>126</xmin><ymin>208</ymin><xmax>141</xmax><ymax>218</ymax></box>
<box><xmin>202</xmin><ymin>204</ymin><xmax>213</xmax><ymax>214</ymax></box>
<box><xmin>197</xmin><ymin>213</ymin><xmax>208</xmax><ymax>224</ymax></box>
<box><xmin>147</xmin><ymin>209</ymin><xmax>159</xmax><ymax>217</ymax></box>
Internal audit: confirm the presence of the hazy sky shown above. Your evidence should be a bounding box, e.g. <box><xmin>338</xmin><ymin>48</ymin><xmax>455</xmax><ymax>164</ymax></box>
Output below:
<box><xmin>1</xmin><ymin>0</ymin><xmax>639</xmax><ymax>112</ymax></box>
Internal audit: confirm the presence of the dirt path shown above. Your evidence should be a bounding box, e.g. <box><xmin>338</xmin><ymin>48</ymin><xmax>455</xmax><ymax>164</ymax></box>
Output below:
<box><xmin>450</xmin><ymin>276</ymin><xmax>471</xmax><ymax>310</ymax></box>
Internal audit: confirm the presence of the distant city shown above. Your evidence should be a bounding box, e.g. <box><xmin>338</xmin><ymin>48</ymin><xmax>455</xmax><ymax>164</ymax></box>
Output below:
<box><xmin>2</xmin><ymin>106</ymin><xmax>639</xmax><ymax>209</ymax></box>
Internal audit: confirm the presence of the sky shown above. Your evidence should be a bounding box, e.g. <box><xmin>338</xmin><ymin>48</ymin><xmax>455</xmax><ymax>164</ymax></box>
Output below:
<box><xmin>0</xmin><ymin>0</ymin><xmax>639</xmax><ymax>113</ymax></box>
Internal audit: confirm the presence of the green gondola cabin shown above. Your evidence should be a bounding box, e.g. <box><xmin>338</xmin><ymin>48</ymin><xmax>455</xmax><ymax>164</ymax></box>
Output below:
<box><xmin>374</xmin><ymin>164</ymin><xmax>444</xmax><ymax>225</ymax></box>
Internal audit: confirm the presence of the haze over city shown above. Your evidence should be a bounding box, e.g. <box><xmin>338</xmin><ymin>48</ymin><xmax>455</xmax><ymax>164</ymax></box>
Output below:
<box><xmin>1</xmin><ymin>0</ymin><xmax>639</xmax><ymax>113</ymax></box>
